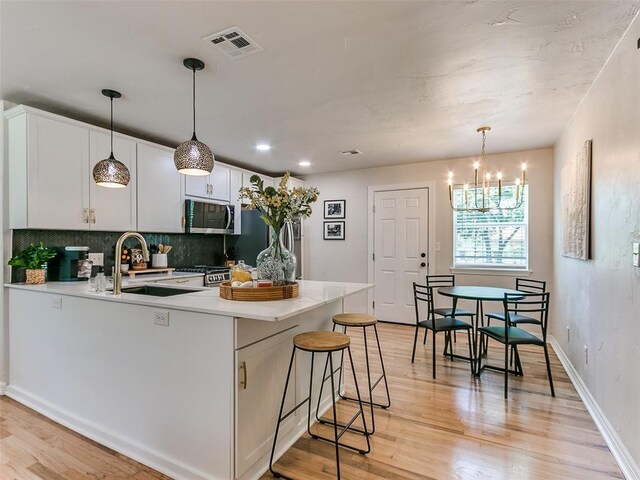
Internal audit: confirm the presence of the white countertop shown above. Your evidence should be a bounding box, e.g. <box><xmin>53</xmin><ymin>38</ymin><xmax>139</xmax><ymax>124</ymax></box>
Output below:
<box><xmin>5</xmin><ymin>279</ymin><xmax>373</xmax><ymax>322</ymax></box>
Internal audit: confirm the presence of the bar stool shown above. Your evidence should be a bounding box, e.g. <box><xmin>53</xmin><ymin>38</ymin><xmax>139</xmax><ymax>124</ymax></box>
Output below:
<box><xmin>317</xmin><ymin>313</ymin><xmax>391</xmax><ymax>436</ymax></box>
<box><xmin>269</xmin><ymin>331</ymin><xmax>370</xmax><ymax>480</ymax></box>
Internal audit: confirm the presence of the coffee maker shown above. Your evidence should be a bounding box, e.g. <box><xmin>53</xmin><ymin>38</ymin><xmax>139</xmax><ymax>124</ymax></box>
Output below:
<box><xmin>48</xmin><ymin>246</ymin><xmax>92</xmax><ymax>282</ymax></box>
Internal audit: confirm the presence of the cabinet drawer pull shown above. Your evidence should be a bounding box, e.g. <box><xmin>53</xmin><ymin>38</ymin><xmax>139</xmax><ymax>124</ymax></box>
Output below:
<box><xmin>83</xmin><ymin>208</ymin><xmax>89</xmax><ymax>223</ymax></box>
<box><xmin>90</xmin><ymin>208</ymin><xmax>96</xmax><ymax>224</ymax></box>
<box><xmin>240</xmin><ymin>361</ymin><xmax>247</xmax><ymax>390</ymax></box>
<box><xmin>176</xmin><ymin>279</ymin><xmax>189</xmax><ymax>284</ymax></box>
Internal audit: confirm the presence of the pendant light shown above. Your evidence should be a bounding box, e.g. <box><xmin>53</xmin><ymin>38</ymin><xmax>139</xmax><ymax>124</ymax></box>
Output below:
<box><xmin>93</xmin><ymin>89</ymin><xmax>130</xmax><ymax>188</ymax></box>
<box><xmin>447</xmin><ymin>126</ymin><xmax>526</xmax><ymax>213</ymax></box>
<box><xmin>174</xmin><ymin>58</ymin><xmax>214</xmax><ymax>176</ymax></box>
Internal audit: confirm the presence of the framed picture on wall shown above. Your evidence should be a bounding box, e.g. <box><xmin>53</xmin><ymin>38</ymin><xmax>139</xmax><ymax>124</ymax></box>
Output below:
<box><xmin>324</xmin><ymin>221</ymin><xmax>345</xmax><ymax>240</ymax></box>
<box><xmin>324</xmin><ymin>200</ymin><xmax>346</xmax><ymax>219</ymax></box>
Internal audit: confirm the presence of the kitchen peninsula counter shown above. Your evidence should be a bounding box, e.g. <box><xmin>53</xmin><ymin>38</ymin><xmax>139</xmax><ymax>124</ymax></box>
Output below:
<box><xmin>5</xmin><ymin>279</ymin><xmax>371</xmax><ymax>322</ymax></box>
<box><xmin>5</xmin><ymin>280</ymin><xmax>373</xmax><ymax>480</ymax></box>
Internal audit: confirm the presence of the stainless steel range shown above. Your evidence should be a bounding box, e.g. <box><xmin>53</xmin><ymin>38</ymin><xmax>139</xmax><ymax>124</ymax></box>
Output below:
<box><xmin>175</xmin><ymin>266</ymin><xmax>230</xmax><ymax>287</ymax></box>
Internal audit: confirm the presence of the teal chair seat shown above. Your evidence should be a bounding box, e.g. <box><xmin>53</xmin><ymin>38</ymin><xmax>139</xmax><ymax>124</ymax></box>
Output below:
<box><xmin>418</xmin><ymin>317</ymin><xmax>472</xmax><ymax>332</ymax></box>
<box><xmin>478</xmin><ymin>325</ymin><xmax>543</xmax><ymax>345</ymax></box>
<box><xmin>485</xmin><ymin>312</ymin><xmax>539</xmax><ymax>325</ymax></box>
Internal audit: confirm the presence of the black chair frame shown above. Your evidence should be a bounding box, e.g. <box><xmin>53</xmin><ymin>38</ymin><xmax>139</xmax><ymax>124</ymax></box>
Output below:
<box><xmin>477</xmin><ymin>292</ymin><xmax>555</xmax><ymax>399</ymax></box>
<box><xmin>412</xmin><ymin>282</ymin><xmax>474</xmax><ymax>379</ymax></box>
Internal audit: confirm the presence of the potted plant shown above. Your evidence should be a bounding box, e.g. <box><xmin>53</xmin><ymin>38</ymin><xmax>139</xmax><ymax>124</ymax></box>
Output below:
<box><xmin>239</xmin><ymin>173</ymin><xmax>319</xmax><ymax>284</ymax></box>
<box><xmin>8</xmin><ymin>242</ymin><xmax>57</xmax><ymax>285</ymax></box>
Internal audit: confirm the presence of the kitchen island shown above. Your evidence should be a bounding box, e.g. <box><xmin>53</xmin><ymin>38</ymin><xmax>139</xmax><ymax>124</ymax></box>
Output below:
<box><xmin>5</xmin><ymin>280</ymin><xmax>373</xmax><ymax>480</ymax></box>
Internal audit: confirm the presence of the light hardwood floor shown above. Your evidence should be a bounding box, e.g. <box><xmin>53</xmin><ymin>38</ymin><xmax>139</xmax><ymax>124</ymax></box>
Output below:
<box><xmin>0</xmin><ymin>323</ymin><xmax>623</xmax><ymax>480</ymax></box>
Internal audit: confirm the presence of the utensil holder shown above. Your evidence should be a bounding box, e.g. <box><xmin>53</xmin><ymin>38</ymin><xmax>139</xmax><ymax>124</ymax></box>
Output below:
<box><xmin>152</xmin><ymin>254</ymin><xmax>168</xmax><ymax>268</ymax></box>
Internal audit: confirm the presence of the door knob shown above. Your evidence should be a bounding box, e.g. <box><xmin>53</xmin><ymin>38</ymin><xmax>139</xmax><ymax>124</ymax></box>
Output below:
<box><xmin>420</xmin><ymin>262</ymin><xmax>426</xmax><ymax>268</ymax></box>
<box><xmin>421</xmin><ymin>253</ymin><xmax>426</xmax><ymax>258</ymax></box>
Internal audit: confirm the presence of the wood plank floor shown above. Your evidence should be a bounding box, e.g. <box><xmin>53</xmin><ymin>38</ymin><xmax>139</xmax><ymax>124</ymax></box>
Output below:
<box><xmin>0</xmin><ymin>322</ymin><xmax>623</xmax><ymax>480</ymax></box>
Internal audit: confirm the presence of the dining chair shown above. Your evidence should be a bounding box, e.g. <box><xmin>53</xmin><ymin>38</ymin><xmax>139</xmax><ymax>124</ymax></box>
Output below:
<box><xmin>412</xmin><ymin>283</ymin><xmax>474</xmax><ymax>379</ymax></box>
<box><xmin>484</xmin><ymin>278</ymin><xmax>548</xmax><ymax>363</ymax></box>
<box><xmin>425</xmin><ymin>275</ymin><xmax>475</xmax><ymax>346</ymax></box>
<box><xmin>477</xmin><ymin>292</ymin><xmax>555</xmax><ymax>399</ymax></box>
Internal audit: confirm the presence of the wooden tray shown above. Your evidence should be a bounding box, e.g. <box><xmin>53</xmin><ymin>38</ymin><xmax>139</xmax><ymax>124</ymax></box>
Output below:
<box><xmin>127</xmin><ymin>267</ymin><xmax>175</xmax><ymax>278</ymax></box>
<box><xmin>219</xmin><ymin>281</ymin><xmax>299</xmax><ymax>301</ymax></box>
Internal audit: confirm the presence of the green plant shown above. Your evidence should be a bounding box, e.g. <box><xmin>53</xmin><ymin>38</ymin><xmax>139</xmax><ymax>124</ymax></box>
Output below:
<box><xmin>238</xmin><ymin>172</ymin><xmax>319</xmax><ymax>231</ymax></box>
<box><xmin>8</xmin><ymin>242</ymin><xmax>57</xmax><ymax>270</ymax></box>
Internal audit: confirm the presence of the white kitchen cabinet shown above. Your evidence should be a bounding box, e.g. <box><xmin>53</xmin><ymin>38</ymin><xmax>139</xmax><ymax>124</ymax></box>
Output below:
<box><xmin>235</xmin><ymin>326</ymin><xmax>299</xmax><ymax>478</ymax></box>
<box><xmin>137</xmin><ymin>143</ymin><xmax>184</xmax><ymax>233</ymax></box>
<box><xmin>240</xmin><ymin>171</ymin><xmax>274</xmax><ymax>205</ymax></box>
<box><xmin>185</xmin><ymin>164</ymin><xmax>231</xmax><ymax>202</ymax></box>
<box><xmin>8</xmin><ymin>111</ymin><xmax>90</xmax><ymax>230</ymax></box>
<box><xmin>153</xmin><ymin>275</ymin><xmax>204</xmax><ymax>287</ymax></box>
<box><xmin>7</xmin><ymin>106</ymin><xmax>137</xmax><ymax>232</ymax></box>
<box><xmin>89</xmin><ymin>130</ymin><xmax>137</xmax><ymax>231</ymax></box>
<box><xmin>274</xmin><ymin>175</ymin><xmax>305</xmax><ymax>190</ymax></box>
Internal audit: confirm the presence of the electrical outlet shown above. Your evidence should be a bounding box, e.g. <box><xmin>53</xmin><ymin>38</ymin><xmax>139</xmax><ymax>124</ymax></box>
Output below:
<box><xmin>51</xmin><ymin>297</ymin><xmax>62</xmax><ymax>309</ymax></box>
<box><xmin>566</xmin><ymin>326</ymin><xmax>570</xmax><ymax>343</ymax></box>
<box><xmin>88</xmin><ymin>253</ymin><xmax>104</xmax><ymax>267</ymax></box>
<box><xmin>584</xmin><ymin>345</ymin><xmax>588</xmax><ymax>364</ymax></box>
<box><xmin>153</xmin><ymin>311</ymin><xmax>169</xmax><ymax>327</ymax></box>
<box><xmin>633</xmin><ymin>242</ymin><xmax>640</xmax><ymax>267</ymax></box>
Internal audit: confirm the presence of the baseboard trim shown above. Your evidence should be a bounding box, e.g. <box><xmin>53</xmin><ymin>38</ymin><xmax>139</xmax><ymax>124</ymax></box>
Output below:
<box><xmin>549</xmin><ymin>336</ymin><xmax>640</xmax><ymax>480</ymax></box>
<box><xmin>0</xmin><ymin>382</ymin><xmax>7</xmax><ymax>395</ymax></box>
<box><xmin>6</xmin><ymin>385</ymin><xmax>217</xmax><ymax>480</ymax></box>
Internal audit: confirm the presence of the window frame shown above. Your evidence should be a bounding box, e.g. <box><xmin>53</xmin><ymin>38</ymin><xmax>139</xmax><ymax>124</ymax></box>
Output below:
<box><xmin>451</xmin><ymin>184</ymin><xmax>529</xmax><ymax>271</ymax></box>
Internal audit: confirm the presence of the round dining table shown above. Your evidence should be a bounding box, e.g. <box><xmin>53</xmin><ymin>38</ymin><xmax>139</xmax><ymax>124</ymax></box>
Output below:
<box><xmin>437</xmin><ymin>286</ymin><xmax>523</xmax><ymax>374</ymax></box>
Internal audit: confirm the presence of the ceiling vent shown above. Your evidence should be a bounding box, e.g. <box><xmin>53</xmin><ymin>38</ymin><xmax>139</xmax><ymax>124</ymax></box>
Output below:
<box><xmin>339</xmin><ymin>149</ymin><xmax>363</xmax><ymax>156</ymax></box>
<box><xmin>203</xmin><ymin>27</ymin><xmax>263</xmax><ymax>59</ymax></box>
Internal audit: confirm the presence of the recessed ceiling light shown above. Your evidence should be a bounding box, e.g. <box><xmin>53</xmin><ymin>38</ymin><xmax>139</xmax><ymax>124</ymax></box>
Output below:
<box><xmin>298</xmin><ymin>160</ymin><xmax>311</xmax><ymax>167</ymax></box>
<box><xmin>256</xmin><ymin>143</ymin><xmax>271</xmax><ymax>152</ymax></box>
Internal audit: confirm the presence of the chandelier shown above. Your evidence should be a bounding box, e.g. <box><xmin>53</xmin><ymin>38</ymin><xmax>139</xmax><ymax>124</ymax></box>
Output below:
<box><xmin>448</xmin><ymin>126</ymin><xmax>526</xmax><ymax>213</ymax></box>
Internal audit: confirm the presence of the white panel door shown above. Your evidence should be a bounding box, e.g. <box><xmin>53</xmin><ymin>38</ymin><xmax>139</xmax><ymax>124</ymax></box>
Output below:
<box><xmin>210</xmin><ymin>164</ymin><xmax>230</xmax><ymax>202</ymax></box>
<box><xmin>137</xmin><ymin>143</ymin><xmax>184</xmax><ymax>233</ymax></box>
<box><xmin>89</xmin><ymin>130</ymin><xmax>137</xmax><ymax>231</ymax></box>
<box><xmin>374</xmin><ymin>188</ymin><xmax>428</xmax><ymax>324</ymax></box>
<box><xmin>235</xmin><ymin>328</ymin><xmax>298</xmax><ymax>478</ymax></box>
<box><xmin>26</xmin><ymin>114</ymin><xmax>90</xmax><ymax>230</ymax></box>
<box><xmin>185</xmin><ymin>174</ymin><xmax>210</xmax><ymax>199</ymax></box>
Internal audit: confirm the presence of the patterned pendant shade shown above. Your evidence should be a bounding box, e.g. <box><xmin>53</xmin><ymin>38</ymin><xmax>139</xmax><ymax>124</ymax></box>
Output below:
<box><xmin>174</xmin><ymin>133</ymin><xmax>214</xmax><ymax>176</ymax></box>
<box><xmin>175</xmin><ymin>58</ymin><xmax>214</xmax><ymax>175</ymax></box>
<box><xmin>93</xmin><ymin>89</ymin><xmax>130</xmax><ymax>188</ymax></box>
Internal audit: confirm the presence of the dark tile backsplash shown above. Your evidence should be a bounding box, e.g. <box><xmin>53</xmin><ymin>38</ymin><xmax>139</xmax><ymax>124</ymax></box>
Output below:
<box><xmin>11</xmin><ymin>229</ymin><xmax>225</xmax><ymax>283</ymax></box>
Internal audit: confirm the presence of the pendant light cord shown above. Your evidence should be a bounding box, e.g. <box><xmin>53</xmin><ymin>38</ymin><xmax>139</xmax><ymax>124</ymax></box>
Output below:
<box><xmin>192</xmin><ymin>67</ymin><xmax>197</xmax><ymax>140</ymax></box>
<box><xmin>110</xmin><ymin>97</ymin><xmax>114</xmax><ymax>156</ymax></box>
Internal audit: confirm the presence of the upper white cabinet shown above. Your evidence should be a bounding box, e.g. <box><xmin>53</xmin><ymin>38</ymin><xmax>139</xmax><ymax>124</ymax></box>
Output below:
<box><xmin>89</xmin><ymin>130</ymin><xmax>137</xmax><ymax>231</ymax></box>
<box><xmin>230</xmin><ymin>168</ymin><xmax>242</xmax><ymax>235</ymax></box>
<box><xmin>137</xmin><ymin>143</ymin><xmax>184</xmax><ymax>233</ymax></box>
<box><xmin>9</xmin><ymin>112</ymin><xmax>90</xmax><ymax>230</ymax></box>
<box><xmin>7</xmin><ymin>107</ymin><xmax>138</xmax><ymax>231</ymax></box>
<box><xmin>185</xmin><ymin>164</ymin><xmax>231</xmax><ymax>202</ymax></box>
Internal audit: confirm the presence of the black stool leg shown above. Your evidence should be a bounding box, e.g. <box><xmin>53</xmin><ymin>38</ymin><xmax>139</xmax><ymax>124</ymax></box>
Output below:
<box><xmin>328</xmin><ymin>352</ymin><xmax>341</xmax><ymax>480</ymax></box>
<box><xmin>269</xmin><ymin>347</ymin><xmax>297</xmax><ymax>480</ymax></box>
<box><xmin>373</xmin><ymin>324</ymin><xmax>391</xmax><ymax>409</ymax></box>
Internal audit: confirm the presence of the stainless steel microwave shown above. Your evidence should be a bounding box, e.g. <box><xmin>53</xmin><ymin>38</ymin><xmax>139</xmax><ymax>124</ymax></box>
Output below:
<box><xmin>185</xmin><ymin>200</ymin><xmax>235</xmax><ymax>234</ymax></box>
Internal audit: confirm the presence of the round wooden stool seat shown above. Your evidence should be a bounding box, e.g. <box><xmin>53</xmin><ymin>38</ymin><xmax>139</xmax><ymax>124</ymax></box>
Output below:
<box><xmin>294</xmin><ymin>331</ymin><xmax>350</xmax><ymax>352</ymax></box>
<box><xmin>333</xmin><ymin>313</ymin><xmax>377</xmax><ymax>327</ymax></box>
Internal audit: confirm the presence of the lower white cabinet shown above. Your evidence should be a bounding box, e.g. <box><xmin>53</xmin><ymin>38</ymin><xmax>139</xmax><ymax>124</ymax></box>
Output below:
<box><xmin>235</xmin><ymin>326</ymin><xmax>299</xmax><ymax>478</ymax></box>
<box><xmin>137</xmin><ymin>143</ymin><xmax>184</xmax><ymax>233</ymax></box>
<box><xmin>153</xmin><ymin>276</ymin><xmax>204</xmax><ymax>287</ymax></box>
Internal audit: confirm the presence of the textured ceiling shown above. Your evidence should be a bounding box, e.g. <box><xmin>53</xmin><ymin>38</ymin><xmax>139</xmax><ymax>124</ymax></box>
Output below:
<box><xmin>1</xmin><ymin>1</ymin><xmax>638</xmax><ymax>175</ymax></box>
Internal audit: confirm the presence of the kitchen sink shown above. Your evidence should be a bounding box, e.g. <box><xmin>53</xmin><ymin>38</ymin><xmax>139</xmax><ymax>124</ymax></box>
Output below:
<box><xmin>119</xmin><ymin>285</ymin><xmax>201</xmax><ymax>297</ymax></box>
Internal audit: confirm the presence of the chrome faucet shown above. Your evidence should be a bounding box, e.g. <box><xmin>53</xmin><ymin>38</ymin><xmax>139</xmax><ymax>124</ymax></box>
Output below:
<box><xmin>112</xmin><ymin>232</ymin><xmax>149</xmax><ymax>295</ymax></box>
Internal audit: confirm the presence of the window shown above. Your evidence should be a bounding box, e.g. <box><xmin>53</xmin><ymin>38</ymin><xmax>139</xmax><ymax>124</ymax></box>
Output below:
<box><xmin>453</xmin><ymin>185</ymin><xmax>528</xmax><ymax>269</ymax></box>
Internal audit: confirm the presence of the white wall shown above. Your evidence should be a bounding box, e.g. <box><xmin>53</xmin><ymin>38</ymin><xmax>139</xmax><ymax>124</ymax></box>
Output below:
<box><xmin>303</xmin><ymin>147</ymin><xmax>554</xmax><ymax>312</ymax></box>
<box><xmin>552</xmin><ymin>16</ymin><xmax>640</xmax><ymax>469</ymax></box>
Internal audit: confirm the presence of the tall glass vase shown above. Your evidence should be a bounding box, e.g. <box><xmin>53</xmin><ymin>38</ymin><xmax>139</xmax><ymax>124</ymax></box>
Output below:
<box><xmin>256</xmin><ymin>227</ymin><xmax>297</xmax><ymax>285</ymax></box>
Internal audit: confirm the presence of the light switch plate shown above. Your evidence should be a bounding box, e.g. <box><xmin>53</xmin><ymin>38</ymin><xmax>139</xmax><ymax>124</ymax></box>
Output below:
<box><xmin>88</xmin><ymin>253</ymin><xmax>104</xmax><ymax>267</ymax></box>
<box><xmin>435</xmin><ymin>242</ymin><xmax>441</xmax><ymax>252</ymax></box>
<box><xmin>633</xmin><ymin>242</ymin><xmax>640</xmax><ymax>267</ymax></box>
<box><xmin>153</xmin><ymin>311</ymin><xmax>169</xmax><ymax>327</ymax></box>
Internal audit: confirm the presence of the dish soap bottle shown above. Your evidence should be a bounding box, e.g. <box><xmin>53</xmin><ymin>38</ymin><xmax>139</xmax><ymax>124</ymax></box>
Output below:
<box><xmin>95</xmin><ymin>266</ymin><xmax>106</xmax><ymax>292</ymax></box>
